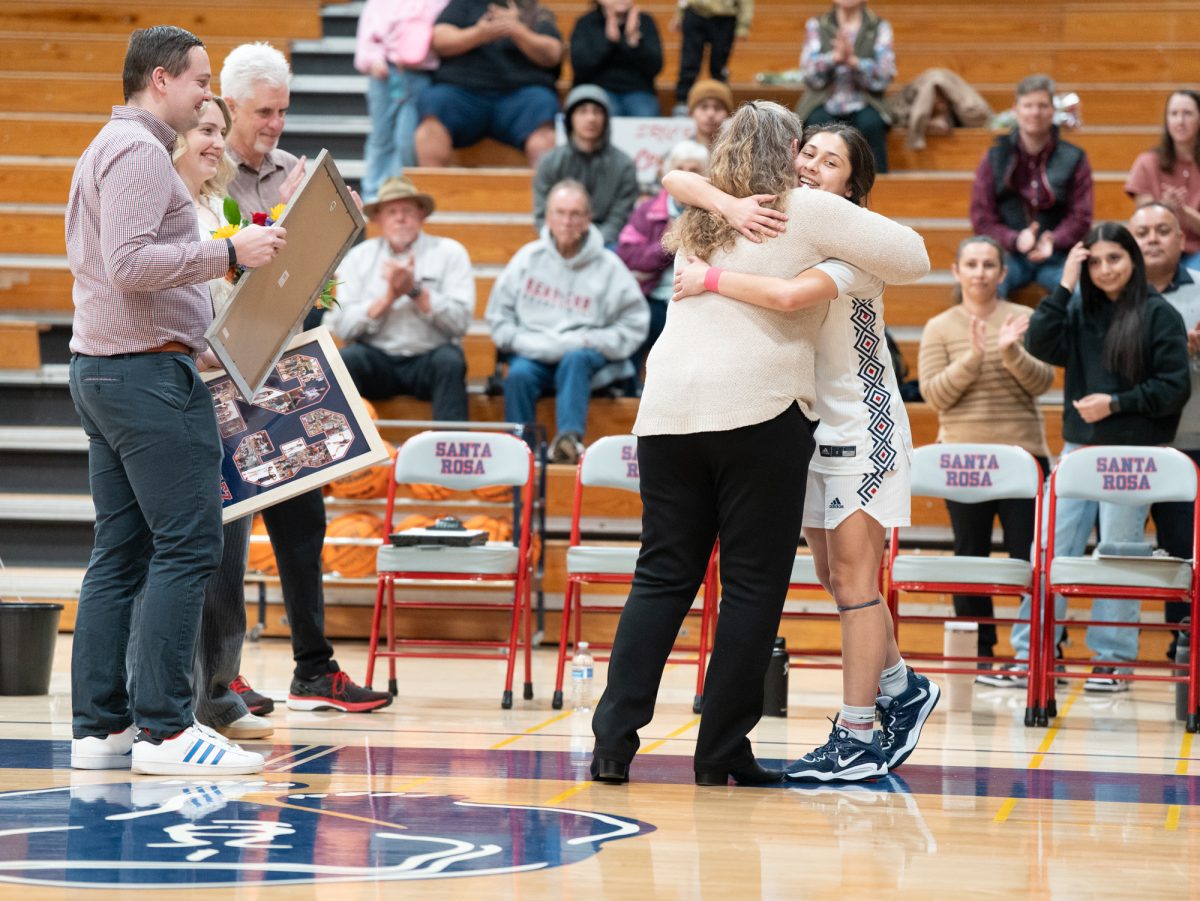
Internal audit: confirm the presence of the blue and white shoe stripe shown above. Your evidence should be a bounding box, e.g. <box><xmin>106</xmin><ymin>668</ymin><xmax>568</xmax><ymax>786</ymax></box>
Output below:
<box><xmin>181</xmin><ymin>739</ymin><xmax>229</xmax><ymax>766</ymax></box>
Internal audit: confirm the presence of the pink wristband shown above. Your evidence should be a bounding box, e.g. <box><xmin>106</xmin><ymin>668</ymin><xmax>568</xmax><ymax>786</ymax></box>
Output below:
<box><xmin>704</xmin><ymin>266</ymin><xmax>723</xmax><ymax>292</ymax></box>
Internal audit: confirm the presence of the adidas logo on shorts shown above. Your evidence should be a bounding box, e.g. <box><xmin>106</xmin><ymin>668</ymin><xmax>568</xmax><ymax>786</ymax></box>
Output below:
<box><xmin>829</xmin><ymin>498</ymin><xmax>844</xmax><ymax>510</ymax></box>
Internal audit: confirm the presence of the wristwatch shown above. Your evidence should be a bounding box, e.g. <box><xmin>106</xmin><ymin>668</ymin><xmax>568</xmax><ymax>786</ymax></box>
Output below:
<box><xmin>407</xmin><ymin>284</ymin><xmax>422</xmax><ymax>300</ymax></box>
<box><xmin>1109</xmin><ymin>393</ymin><xmax>1121</xmax><ymax>413</ymax></box>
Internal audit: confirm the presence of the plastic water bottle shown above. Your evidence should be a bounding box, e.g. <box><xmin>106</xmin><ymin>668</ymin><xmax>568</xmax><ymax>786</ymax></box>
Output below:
<box><xmin>571</xmin><ymin>642</ymin><xmax>595</xmax><ymax>713</ymax></box>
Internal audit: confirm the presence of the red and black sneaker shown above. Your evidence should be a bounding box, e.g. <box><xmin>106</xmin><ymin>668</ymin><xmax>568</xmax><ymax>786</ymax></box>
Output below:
<box><xmin>286</xmin><ymin>671</ymin><xmax>393</xmax><ymax>713</ymax></box>
<box><xmin>230</xmin><ymin>675</ymin><xmax>275</xmax><ymax>716</ymax></box>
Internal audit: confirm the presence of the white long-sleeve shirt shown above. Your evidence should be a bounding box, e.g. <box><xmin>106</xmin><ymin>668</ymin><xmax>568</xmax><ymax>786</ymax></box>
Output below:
<box><xmin>325</xmin><ymin>232</ymin><xmax>474</xmax><ymax>358</ymax></box>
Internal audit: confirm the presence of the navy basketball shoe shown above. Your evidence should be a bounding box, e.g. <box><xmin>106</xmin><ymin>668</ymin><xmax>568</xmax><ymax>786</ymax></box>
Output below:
<box><xmin>785</xmin><ymin>717</ymin><xmax>889</xmax><ymax>783</ymax></box>
<box><xmin>876</xmin><ymin>668</ymin><xmax>941</xmax><ymax>769</ymax></box>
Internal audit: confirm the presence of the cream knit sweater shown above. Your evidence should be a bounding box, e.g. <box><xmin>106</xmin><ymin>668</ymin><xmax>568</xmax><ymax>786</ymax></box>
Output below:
<box><xmin>635</xmin><ymin>188</ymin><xmax>930</xmax><ymax>436</ymax></box>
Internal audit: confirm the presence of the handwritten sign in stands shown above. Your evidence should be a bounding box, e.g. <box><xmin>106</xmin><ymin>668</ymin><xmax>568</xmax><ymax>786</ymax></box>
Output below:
<box><xmin>205</xmin><ymin>150</ymin><xmax>365</xmax><ymax>402</ymax></box>
<box><xmin>555</xmin><ymin>116</ymin><xmax>699</xmax><ymax>192</ymax></box>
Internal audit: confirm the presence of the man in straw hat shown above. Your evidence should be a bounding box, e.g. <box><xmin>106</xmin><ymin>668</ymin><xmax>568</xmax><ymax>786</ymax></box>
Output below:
<box><xmin>326</xmin><ymin>175</ymin><xmax>474</xmax><ymax>421</ymax></box>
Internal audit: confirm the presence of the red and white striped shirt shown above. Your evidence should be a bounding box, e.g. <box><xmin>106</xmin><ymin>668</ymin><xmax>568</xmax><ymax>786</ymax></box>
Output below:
<box><xmin>67</xmin><ymin>105</ymin><xmax>229</xmax><ymax>356</ymax></box>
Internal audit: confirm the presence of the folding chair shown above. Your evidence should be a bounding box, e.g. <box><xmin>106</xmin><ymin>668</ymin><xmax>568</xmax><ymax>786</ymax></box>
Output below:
<box><xmin>886</xmin><ymin>444</ymin><xmax>1045</xmax><ymax>725</ymax></box>
<box><xmin>552</xmin><ymin>435</ymin><xmax>718</xmax><ymax>714</ymax></box>
<box><xmin>366</xmin><ymin>429</ymin><xmax>536</xmax><ymax>709</ymax></box>
<box><xmin>1038</xmin><ymin>445</ymin><xmax>1200</xmax><ymax>730</ymax></box>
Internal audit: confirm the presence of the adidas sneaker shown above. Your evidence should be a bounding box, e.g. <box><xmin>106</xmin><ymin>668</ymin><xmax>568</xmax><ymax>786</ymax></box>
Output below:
<box><xmin>71</xmin><ymin>725</ymin><xmax>136</xmax><ymax>770</ymax></box>
<box><xmin>131</xmin><ymin>723</ymin><xmax>265</xmax><ymax>776</ymax></box>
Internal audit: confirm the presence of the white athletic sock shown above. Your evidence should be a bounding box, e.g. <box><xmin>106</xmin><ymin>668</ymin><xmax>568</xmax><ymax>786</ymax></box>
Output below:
<box><xmin>879</xmin><ymin>659</ymin><xmax>909</xmax><ymax>698</ymax></box>
<box><xmin>840</xmin><ymin>705</ymin><xmax>876</xmax><ymax>743</ymax></box>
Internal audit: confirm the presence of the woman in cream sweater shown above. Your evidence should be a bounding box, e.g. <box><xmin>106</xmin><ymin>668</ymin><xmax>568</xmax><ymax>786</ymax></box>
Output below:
<box><xmin>590</xmin><ymin>103</ymin><xmax>928</xmax><ymax>787</ymax></box>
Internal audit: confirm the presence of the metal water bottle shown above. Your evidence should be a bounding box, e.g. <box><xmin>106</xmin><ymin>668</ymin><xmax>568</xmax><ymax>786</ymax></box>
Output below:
<box><xmin>762</xmin><ymin>637</ymin><xmax>788</xmax><ymax>717</ymax></box>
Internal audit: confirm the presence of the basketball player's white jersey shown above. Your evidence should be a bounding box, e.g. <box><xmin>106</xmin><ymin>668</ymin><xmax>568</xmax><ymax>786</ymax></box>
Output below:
<box><xmin>809</xmin><ymin>260</ymin><xmax>913</xmax><ymax>476</ymax></box>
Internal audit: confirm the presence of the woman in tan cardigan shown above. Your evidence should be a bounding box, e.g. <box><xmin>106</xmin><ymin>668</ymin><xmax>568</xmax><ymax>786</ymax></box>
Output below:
<box><xmin>917</xmin><ymin>235</ymin><xmax>1054</xmax><ymax>671</ymax></box>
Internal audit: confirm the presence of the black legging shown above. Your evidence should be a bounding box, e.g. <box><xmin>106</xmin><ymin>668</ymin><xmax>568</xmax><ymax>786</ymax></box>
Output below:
<box><xmin>592</xmin><ymin>404</ymin><xmax>814</xmax><ymax>771</ymax></box>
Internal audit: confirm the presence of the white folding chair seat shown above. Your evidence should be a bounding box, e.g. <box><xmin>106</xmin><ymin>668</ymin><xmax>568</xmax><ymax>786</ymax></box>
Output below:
<box><xmin>891</xmin><ymin>555</ymin><xmax>1033</xmax><ymax>587</ymax></box>
<box><xmin>790</xmin><ymin>555</ymin><xmax>819</xmax><ymax>585</ymax></box>
<box><xmin>566</xmin><ymin>545</ymin><xmax>640</xmax><ymax>576</ymax></box>
<box><xmin>377</xmin><ymin>542</ymin><xmax>522</xmax><ymax>576</ymax></box>
<box><xmin>1048</xmin><ymin>557</ymin><xmax>1193</xmax><ymax>592</ymax></box>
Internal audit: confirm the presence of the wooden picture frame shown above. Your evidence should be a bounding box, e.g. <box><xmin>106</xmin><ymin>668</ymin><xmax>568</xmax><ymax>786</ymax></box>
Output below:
<box><xmin>204</xmin><ymin>149</ymin><xmax>365</xmax><ymax>401</ymax></box>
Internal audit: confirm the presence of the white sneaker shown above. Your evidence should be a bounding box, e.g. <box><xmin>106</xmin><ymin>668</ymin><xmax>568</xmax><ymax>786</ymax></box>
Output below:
<box><xmin>131</xmin><ymin>723</ymin><xmax>265</xmax><ymax>776</ymax></box>
<box><xmin>215</xmin><ymin>712</ymin><xmax>274</xmax><ymax>741</ymax></box>
<box><xmin>71</xmin><ymin>725</ymin><xmax>136</xmax><ymax>769</ymax></box>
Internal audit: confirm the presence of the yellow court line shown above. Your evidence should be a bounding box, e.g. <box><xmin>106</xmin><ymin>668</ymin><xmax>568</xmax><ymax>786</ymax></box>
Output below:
<box><xmin>545</xmin><ymin>781</ymin><xmax>593</xmax><ymax>806</ymax></box>
<box><xmin>1165</xmin><ymin>731</ymin><xmax>1194</xmax><ymax>831</ymax></box>
<box><xmin>994</xmin><ymin>683</ymin><xmax>1083</xmax><ymax>823</ymax></box>
<box><xmin>489</xmin><ymin>710</ymin><xmax>574</xmax><ymax>750</ymax></box>
<box><xmin>641</xmin><ymin>716</ymin><xmax>702</xmax><ymax>755</ymax></box>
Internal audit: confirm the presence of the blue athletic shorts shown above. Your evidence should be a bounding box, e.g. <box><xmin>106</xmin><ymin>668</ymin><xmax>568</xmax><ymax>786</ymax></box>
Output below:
<box><xmin>418</xmin><ymin>83</ymin><xmax>559</xmax><ymax>149</ymax></box>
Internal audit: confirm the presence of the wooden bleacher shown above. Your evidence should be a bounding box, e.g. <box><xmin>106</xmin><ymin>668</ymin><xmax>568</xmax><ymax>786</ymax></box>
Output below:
<box><xmin>0</xmin><ymin>0</ymin><xmax>1190</xmax><ymax>654</ymax></box>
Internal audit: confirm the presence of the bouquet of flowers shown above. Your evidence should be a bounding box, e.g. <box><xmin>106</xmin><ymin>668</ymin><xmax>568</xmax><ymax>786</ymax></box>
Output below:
<box><xmin>212</xmin><ymin>198</ymin><xmax>339</xmax><ymax>309</ymax></box>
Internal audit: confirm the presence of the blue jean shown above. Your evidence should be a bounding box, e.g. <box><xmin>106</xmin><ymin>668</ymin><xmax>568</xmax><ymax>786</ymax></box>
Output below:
<box><xmin>1010</xmin><ymin>443</ymin><xmax>1150</xmax><ymax>663</ymax></box>
<box><xmin>1001</xmin><ymin>249</ymin><xmax>1067</xmax><ymax>299</ymax></box>
<box><xmin>69</xmin><ymin>352</ymin><xmax>224</xmax><ymax>739</ymax></box>
<box><xmin>604</xmin><ymin>90</ymin><xmax>661</xmax><ymax>117</ymax></box>
<box><xmin>503</xmin><ymin>348</ymin><xmax>608</xmax><ymax>436</ymax></box>
<box><xmin>363</xmin><ymin>66</ymin><xmax>431</xmax><ymax>201</ymax></box>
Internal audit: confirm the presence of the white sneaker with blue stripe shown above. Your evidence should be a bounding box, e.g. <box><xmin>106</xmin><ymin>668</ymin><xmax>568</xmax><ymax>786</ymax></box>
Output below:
<box><xmin>131</xmin><ymin>723</ymin><xmax>264</xmax><ymax>775</ymax></box>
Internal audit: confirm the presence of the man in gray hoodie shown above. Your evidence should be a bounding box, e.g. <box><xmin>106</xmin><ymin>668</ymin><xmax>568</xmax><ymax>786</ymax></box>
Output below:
<box><xmin>532</xmin><ymin>84</ymin><xmax>640</xmax><ymax>245</ymax></box>
<box><xmin>488</xmin><ymin>179</ymin><xmax>648</xmax><ymax>463</ymax></box>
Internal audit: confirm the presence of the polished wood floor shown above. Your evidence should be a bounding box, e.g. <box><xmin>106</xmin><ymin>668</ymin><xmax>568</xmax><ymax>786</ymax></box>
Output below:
<box><xmin>0</xmin><ymin>634</ymin><xmax>1195</xmax><ymax>899</ymax></box>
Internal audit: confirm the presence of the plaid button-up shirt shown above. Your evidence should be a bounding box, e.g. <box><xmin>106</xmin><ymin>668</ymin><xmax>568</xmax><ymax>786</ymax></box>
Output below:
<box><xmin>67</xmin><ymin>105</ymin><xmax>229</xmax><ymax>356</ymax></box>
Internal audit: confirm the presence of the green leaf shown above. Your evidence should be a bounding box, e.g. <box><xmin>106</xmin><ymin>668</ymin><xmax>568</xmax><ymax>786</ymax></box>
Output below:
<box><xmin>222</xmin><ymin>196</ymin><xmax>242</xmax><ymax>228</ymax></box>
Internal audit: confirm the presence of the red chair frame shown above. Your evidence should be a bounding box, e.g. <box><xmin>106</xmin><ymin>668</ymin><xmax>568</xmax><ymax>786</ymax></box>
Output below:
<box><xmin>365</xmin><ymin>430</ymin><xmax>536</xmax><ymax>709</ymax></box>
<box><xmin>552</xmin><ymin>437</ymin><xmax>719</xmax><ymax>714</ymax></box>
<box><xmin>1037</xmin><ymin>445</ymin><xmax>1200</xmax><ymax>729</ymax></box>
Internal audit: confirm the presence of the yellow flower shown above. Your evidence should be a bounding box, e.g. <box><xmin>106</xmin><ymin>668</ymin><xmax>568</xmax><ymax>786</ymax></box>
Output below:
<box><xmin>212</xmin><ymin>223</ymin><xmax>241</xmax><ymax>240</ymax></box>
<box><xmin>269</xmin><ymin>203</ymin><xmax>287</xmax><ymax>222</ymax></box>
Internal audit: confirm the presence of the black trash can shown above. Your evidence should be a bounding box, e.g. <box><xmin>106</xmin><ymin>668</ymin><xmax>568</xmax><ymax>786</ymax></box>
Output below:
<box><xmin>0</xmin><ymin>602</ymin><xmax>64</xmax><ymax>695</ymax></box>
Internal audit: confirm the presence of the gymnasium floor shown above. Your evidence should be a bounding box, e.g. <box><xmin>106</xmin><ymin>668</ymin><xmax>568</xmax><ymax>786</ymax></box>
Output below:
<box><xmin>0</xmin><ymin>635</ymin><xmax>1195</xmax><ymax>898</ymax></box>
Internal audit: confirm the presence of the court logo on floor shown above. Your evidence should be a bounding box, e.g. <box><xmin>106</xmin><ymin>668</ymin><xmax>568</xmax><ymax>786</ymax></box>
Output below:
<box><xmin>0</xmin><ymin>780</ymin><xmax>653</xmax><ymax>888</ymax></box>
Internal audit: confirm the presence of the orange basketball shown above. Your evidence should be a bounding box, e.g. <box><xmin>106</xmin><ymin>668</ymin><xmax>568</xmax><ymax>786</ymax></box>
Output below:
<box><xmin>463</xmin><ymin>514</ymin><xmax>513</xmax><ymax>543</ymax></box>
<box><xmin>246</xmin><ymin>515</ymin><xmax>278</xmax><ymax>576</ymax></box>
<box><xmin>408</xmin><ymin>482</ymin><xmax>453</xmax><ymax>501</ymax></box>
<box><xmin>394</xmin><ymin>513</ymin><xmax>436</xmax><ymax>532</ymax></box>
<box><xmin>472</xmin><ymin>484</ymin><xmax>513</xmax><ymax>503</ymax></box>
<box><xmin>322</xmin><ymin>512</ymin><xmax>386</xmax><ymax>579</ymax></box>
<box><xmin>328</xmin><ymin>442</ymin><xmax>396</xmax><ymax>499</ymax></box>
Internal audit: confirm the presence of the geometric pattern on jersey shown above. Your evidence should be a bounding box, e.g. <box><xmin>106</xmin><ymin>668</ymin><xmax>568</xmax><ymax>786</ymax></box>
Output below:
<box><xmin>850</xmin><ymin>296</ymin><xmax>897</xmax><ymax>479</ymax></box>
<box><xmin>857</xmin><ymin>470</ymin><xmax>886</xmax><ymax>508</ymax></box>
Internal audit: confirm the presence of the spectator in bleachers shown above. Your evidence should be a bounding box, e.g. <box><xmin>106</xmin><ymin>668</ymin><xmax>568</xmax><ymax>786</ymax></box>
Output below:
<box><xmin>1126</xmin><ymin>90</ymin><xmax>1200</xmax><ymax>272</ymax></box>
<box><xmin>1133</xmin><ymin>202</ymin><xmax>1200</xmax><ymax>659</ymax></box>
<box><xmin>969</xmin><ymin>74</ymin><xmax>1094</xmax><ymax>300</ymax></box>
<box><xmin>486</xmin><ymin>180</ymin><xmax>648</xmax><ymax>463</ymax></box>
<box><xmin>355</xmin><ymin>0</ymin><xmax>450</xmax><ymax>202</ymax></box>
<box><xmin>670</xmin><ymin>0</ymin><xmax>750</xmax><ymax>117</ymax></box>
<box><xmin>688</xmin><ymin>78</ymin><xmax>733</xmax><ymax>150</ymax></box>
<box><xmin>617</xmin><ymin>139</ymin><xmax>709</xmax><ymax>389</ymax></box>
<box><xmin>795</xmin><ymin>0</ymin><xmax>895</xmax><ymax>173</ymax></box>
<box><xmin>326</xmin><ymin>175</ymin><xmax>473</xmax><ymax>420</ymax></box>
<box><xmin>413</xmin><ymin>0</ymin><xmax>563</xmax><ymax>167</ymax></box>
<box><xmin>917</xmin><ymin>236</ymin><xmax>1054</xmax><ymax>670</ymax></box>
<box><xmin>532</xmin><ymin>85</ymin><xmax>639</xmax><ymax>245</ymax></box>
<box><xmin>569</xmin><ymin>0</ymin><xmax>663</xmax><ymax>116</ymax></box>
<box><xmin>999</xmin><ymin>223</ymin><xmax>1190</xmax><ymax>692</ymax></box>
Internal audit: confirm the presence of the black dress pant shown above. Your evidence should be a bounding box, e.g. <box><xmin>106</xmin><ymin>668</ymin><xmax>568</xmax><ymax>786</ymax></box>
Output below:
<box><xmin>943</xmin><ymin>455</ymin><xmax>1046</xmax><ymax>656</ymax></box>
<box><xmin>592</xmin><ymin>404</ymin><xmax>814</xmax><ymax>771</ymax></box>
<box><xmin>675</xmin><ymin>9</ymin><xmax>736</xmax><ymax>104</ymax></box>
<box><xmin>341</xmin><ymin>341</ymin><xmax>469</xmax><ymax>422</ymax></box>
<box><xmin>262</xmin><ymin>487</ymin><xmax>336</xmax><ymax>679</ymax></box>
<box><xmin>1152</xmin><ymin>448</ymin><xmax>1200</xmax><ymax>656</ymax></box>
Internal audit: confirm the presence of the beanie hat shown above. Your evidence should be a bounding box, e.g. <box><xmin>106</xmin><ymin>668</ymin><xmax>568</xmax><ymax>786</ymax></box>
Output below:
<box><xmin>687</xmin><ymin>79</ymin><xmax>734</xmax><ymax>114</ymax></box>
